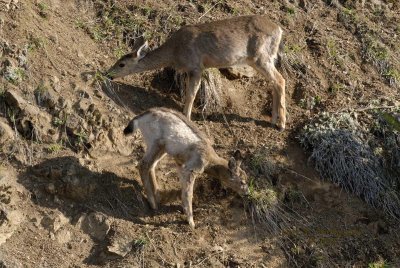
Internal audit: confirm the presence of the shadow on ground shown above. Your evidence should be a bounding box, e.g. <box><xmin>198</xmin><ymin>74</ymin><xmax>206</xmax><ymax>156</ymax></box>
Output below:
<box><xmin>16</xmin><ymin>156</ymin><xmax>186</xmax><ymax>264</ymax></box>
<box><xmin>101</xmin><ymin>80</ymin><xmax>276</xmax><ymax>129</ymax></box>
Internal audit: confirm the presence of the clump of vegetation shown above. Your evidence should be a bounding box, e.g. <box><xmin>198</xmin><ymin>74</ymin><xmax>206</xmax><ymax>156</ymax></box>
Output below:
<box><xmin>299</xmin><ymin>109</ymin><xmax>400</xmax><ymax>219</ymax></box>
<box><xmin>328</xmin><ymin>82</ymin><xmax>345</xmax><ymax>94</ymax></box>
<box><xmin>47</xmin><ymin>143</ymin><xmax>63</xmax><ymax>153</ymax></box>
<box><xmin>174</xmin><ymin>68</ymin><xmax>223</xmax><ymax>114</ymax></box>
<box><xmin>34</xmin><ymin>80</ymin><xmax>49</xmax><ymax>106</ymax></box>
<box><xmin>245</xmin><ymin>184</ymin><xmax>284</xmax><ymax>233</ymax></box>
<box><xmin>338</xmin><ymin>6</ymin><xmax>399</xmax><ymax>88</ymax></box>
<box><xmin>360</xmin><ymin>34</ymin><xmax>399</xmax><ymax>87</ymax></box>
<box><xmin>243</xmin><ymin>147</ymin><xmax>299</xmax><ymax>234</ymax></box>
<box><xmin>27</xmin><ymin>35</ymin><xmax>45</xmax><ymax>52</ymax></box>
<box><xmin>299</xmin><ymin>96</ymin><xmax>322</xmax><ymax>110</ymax></box>
<box><xmin>4</xmin><ymin>66</ymin><xmax>26</xmax><ymax>85</ymax></box>
<box><xmin>368</xmin><ymin>260</ymin><xmax>391</xmax><ymax>268</ymax></box>
<box><xmin>37</xmin><ymin>2</ymin><xmax>49</xmax><ymax>18</ymax></box>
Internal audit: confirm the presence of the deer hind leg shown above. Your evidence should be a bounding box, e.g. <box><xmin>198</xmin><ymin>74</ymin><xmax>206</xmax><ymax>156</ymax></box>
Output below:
<box><xmin>251</xmin><ymin>61</ymin><xmax>286</xmax><ymax>130</ymax></box>
<box><xmin>183</xmin><ymin>70</ymin><xmax>202</xmax><ymax>120</ymax></box>
<box><xmin>139</xmin><ymin>145</ymin><xmax>165</xmax><ymax>210</ymax></box>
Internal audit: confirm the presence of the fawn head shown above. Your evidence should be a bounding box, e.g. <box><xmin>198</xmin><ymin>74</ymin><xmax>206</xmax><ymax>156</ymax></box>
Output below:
<box><xmin>106</xmin><ymin>37</ymin><xmax>149</xmax><ymax>80</ymax></box>
<box><xmin>226</xmin><ymin>150</ymin><xmax>249</xmax><ymax>196</ymax></box>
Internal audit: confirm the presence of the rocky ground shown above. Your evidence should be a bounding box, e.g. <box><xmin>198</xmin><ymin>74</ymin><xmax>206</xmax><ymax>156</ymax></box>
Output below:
<box><xmin>1</xmin><ymin>0</ymin><xmax>400</xmax><ymax>267</ymax></box>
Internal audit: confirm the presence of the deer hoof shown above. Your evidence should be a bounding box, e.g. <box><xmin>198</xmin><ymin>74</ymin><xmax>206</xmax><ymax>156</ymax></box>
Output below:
<box><xmin>276</xmin><ymin>125</ymin><xmax>285</xmax><ymax>132</ymax></box>
<box><xmin>188</xmin><ymin>218</ymin><xmax>195</xmax><ymax>229</ymax></box>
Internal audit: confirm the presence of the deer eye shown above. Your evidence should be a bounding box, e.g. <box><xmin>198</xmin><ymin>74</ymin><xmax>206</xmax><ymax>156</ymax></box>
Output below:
<box><xmin>119</xmin><ymin>63</ymin><xmax>125</xmax><ymax>68</ymax></box>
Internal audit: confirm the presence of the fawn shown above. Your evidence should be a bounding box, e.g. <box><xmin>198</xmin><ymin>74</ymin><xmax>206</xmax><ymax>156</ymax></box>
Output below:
<box><xmin>108</xmin><ymin>15</ymin><xmax>286</xmax><ymax>130</ymax></box>
<box><xmin>124</xmin><ymin>108</ymin><xmax>249</xmax><ymax>228</ymax></box>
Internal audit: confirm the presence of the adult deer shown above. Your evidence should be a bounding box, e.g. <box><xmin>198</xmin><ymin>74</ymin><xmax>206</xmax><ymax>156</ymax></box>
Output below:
<box><xmin>107</xmin><ymin>15</ymin><xmax>286</xmax><ymax>130</ymax></box>
<box><xmin>124</xmin><ymin>108</ymin><xmax>249</xmax><ymax>228</ymax></box>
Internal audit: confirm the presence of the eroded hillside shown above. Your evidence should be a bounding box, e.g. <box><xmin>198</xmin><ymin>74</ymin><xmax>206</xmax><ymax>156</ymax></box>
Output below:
<box><xmin>1</xmin><ymin>0</ymin><xmax>399</xmax><ymax>267</ymax></box>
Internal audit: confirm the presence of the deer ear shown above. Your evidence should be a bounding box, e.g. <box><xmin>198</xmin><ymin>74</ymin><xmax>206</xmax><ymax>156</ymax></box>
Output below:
<box><xmin>228</xmin><ymin>157</ymin><xmax>236</xmax><ymax>171</ymax></box>
<box><xmin>233</xmin><ymin>149</ymin><xmax>244</xmax><ymax>161</ymax></box>
<box><xmin>136</xmin><ymin>41</ymin><xmax>149</xmax><ymax>59</ymax></box>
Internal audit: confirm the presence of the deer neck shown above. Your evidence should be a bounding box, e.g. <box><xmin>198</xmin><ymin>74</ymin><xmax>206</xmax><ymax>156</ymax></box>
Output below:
<box><xmin>204</xmin><ymin>151</ymin><xmax>229</xmax><ymax>179</ymax></box>
<box><xmin>136</xmin><ymin>44</ymin><xmax>173</xmax><ymax>72</ymax></box>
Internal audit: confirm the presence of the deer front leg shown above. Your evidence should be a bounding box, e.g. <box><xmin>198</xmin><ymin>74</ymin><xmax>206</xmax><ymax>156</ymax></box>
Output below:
<box><xmin>139</xmin><ymin>145</ymin><xmax>164</xmax><ymax>210</ymax></box>
<box><xmin>272</xmin><ymin>68</ymin><xmax>286</xmax><ymax>131</ymax></box>
<box><xmin>183</xmin><ymin>70</ymin><xmax>202</xmax><ymax>120</ymax></box>
<box><xmin>179</xmin><ymin>169</ymin><xmax>198</xmax><ymax>229</ymax></box>
<box><xmin>149</xmin><ymin>153</ymin><xmax>167</xmax><ymax>205</ymax></box>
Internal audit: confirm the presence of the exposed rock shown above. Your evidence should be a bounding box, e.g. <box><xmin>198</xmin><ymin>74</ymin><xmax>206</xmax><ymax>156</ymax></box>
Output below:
<box><xmin>55</xmin><ymin>229</ymin><xmax>72</xmax><ymax>244</ymax></box>
<box><xmin>0</xmin><ymin>209</ymin><xmax>24</xmax><ymax>245</ymax></box>
<box><xmin>77</xmin><ymin>212</ymin><xmax>110</xmax><ymax>241</ymax></box>
<box><xmin>107</xmin><ymin>235</ymin><xmax>133</xmax><ymax>257</ymax></box>
<box><xmin>0</xmin><ymin>119</ymin><xmax>14</xmax><ymax>144</ymax></box>
<box><xmin>4</xmin><ymin>89</ymin><xmax>55</xmax><ymax>142</ymax></box>
<box><xmin>0</xmin><ymin>168</ymin><xmax>26</xmax><ymax>246</ymax></box>
<box><xmin>34</xmin><ymin>81</ymin><xmax>58</xmax><ymax>110</ymax></box>
<box><xmin>51</xmin><ymin>76</ymin><xmax>61</xmax><ymax>92</ymax></box>
<box><xmin>0</xmin><ymin>0</ymin><xmax>18</xmax><ymax>12</ymax></box>
<box><xmin>77</xmin><ymin>99</ymin><xmax>92</xmax><ymax>113</ymax></box>
<box><xmin>40</xmin><ymin>212</ymin><xmax>69</xmax><ymax>233</ymax></box>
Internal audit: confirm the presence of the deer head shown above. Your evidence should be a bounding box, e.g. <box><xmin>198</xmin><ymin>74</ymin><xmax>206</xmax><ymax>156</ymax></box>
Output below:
<box><xmin>225</xmin><ymin>150</ymin><xmax>249</xmax><ymax>195</ymax></box>
<box><xmin>106</xmin><ymin>37</ymin><xmax>149</xmax><ymax>80</ymax></box>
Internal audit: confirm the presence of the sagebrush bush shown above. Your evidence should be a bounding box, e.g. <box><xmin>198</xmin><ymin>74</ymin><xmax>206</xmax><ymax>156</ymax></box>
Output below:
<box><xmin>299</xmin><ymin>111</ymin><xmax>400</xmax><ymax>219</ymax></box>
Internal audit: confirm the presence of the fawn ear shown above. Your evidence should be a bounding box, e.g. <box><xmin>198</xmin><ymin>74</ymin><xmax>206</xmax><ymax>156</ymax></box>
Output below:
<box><xmin>228</xmin><ymin>157</ymin><xmax>237</xmax><ymax>171</ymax></box>
<box><xmin>136</xmin><ymin>41</ymin><xmax>149</xmax><ymax>59</ymax></box>
<box><xmin>233</xmin><ymin>150</ymin><xmax>243</xmax><ymax>167</ymax></box>
<box><xmin>233</xmin><ymin>150</ymin><xmax>243</xmax><ymax>160</ymax></box>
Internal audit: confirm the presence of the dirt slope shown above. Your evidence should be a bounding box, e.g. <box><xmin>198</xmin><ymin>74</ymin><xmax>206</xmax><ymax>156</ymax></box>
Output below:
<box><xmin>1</xmin><ymin>0</ymin><xmax>400</xmax><ymax>267</ymax></box>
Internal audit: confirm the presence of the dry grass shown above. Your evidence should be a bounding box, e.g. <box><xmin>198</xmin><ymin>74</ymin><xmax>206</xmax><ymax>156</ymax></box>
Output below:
<box><xmin>174</xmin><ymin>68</ymin><xmax>223</xmax><ymax>114</ymax></box>
<box><xmin>299</xmin><ymin>109</ymin><xmax>400</xmax><ymax>219</ymax></box>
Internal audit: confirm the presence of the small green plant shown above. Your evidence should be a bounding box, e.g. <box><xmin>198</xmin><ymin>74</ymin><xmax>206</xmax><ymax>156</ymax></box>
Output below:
<box><xmin>286</xmin><ymin>7</ymin><xmax>296</xmax><ymax>15</ymax></box>
<box><xmin>94</xmin><ymin>70</ymin><xmax>108</xmax><ymax>83</ymax></box>
<box><xmin>114</xmin><ymin>47</ymin><xmax>126</xmax><ymax>59</ymax></box>
<box><xmin>327</xmin><ymin>39</ymin><xmax>338</xmax><ymax>59</ymax></box>
<box><xmin>52</xmin><ymin>115</ymin><xmax>67</xmax><ymax>127</ymax></box>
<box><xmin>35</xmin><ymin>81</ymin><xmax>48</xmax><ymax>95</ymax></box>
<box><xmin>133</xmin><ymin>238</ymin><xmax>147</xmax><ymax>249</ymax></box>
<box><xmin>140</xmin><ymin>6</ymin><xmax>154</xmax><ymax>17</ymax></box>
<box><xmin>328</xmin><ymin>83</ymin><xmax>345</xmax><ymax>94</ymax></box>
<box><xmin>75</xmin><ymin>19</ymin><xmax>86</xmax><ymax>29</ymax></box>
<box><xmin>284</xmin><ymin>44</ymin><xmax>303</xmax><ymax>54</ymax></box>
<box><xmin>75</xmin><ymin>131</ymin><xmax>88</xmax><ymax>146</ymax></box>
<box><xmin>314</xmin><ymin>95</ymin><xmax>322</xmax><ymax>105</ymax></box>
<box><xmin>170</xmin><ymin>14</ymin><xmax>184</xmax><ymax>27</ymax></box>
<box><xmin>299</xmin><ymin>96</ymin><xmax>322</xmax><ymax>110</ymax></box>
<box><xmin>368</xmin><ymin>260</ymin><xmax>391</xmax><ymax>268</ymax></box>
<box><xmin>47</xmin><ymin>143</ymin><xmax>63</xmax><ymax>153</ymax></box>
<box><xmin>5</xmin><ymin>67</ymin><xmax>26</xmax><ymax>85</ymax></box>
<box><xmin>34</xmin><ymin>80</ymin><xmax>49</xmax><ymax>106</ymax></box>
<box><xmin>28</xmin><ymin>36</ymin><xmax>46</xmax><ymax>51</ymax></box>
<box><xmin>90</xmin><ymin>26</ymin><xmax>106</xmax><ymax>42</ymax></box>
<box><xmin>381</xmin><ymin>112</ymin><xmax>400</xmax><ymax>132</ymax></box>
<box><xmin>37</xmin><ymin>2</ymin><xmax>49</xmax><ymax>18</ymax></box>
<box><xmin>383</xmin><ymin>68</ymin><xmax>400</xmax><ymax>86</ymax></box>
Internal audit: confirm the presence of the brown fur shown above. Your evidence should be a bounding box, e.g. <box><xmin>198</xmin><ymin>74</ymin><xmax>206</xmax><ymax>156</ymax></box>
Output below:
<box><xmin>108</xmin><ymin>15</ymin><xmax>287</xmax><ymax>130</ymax></box>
